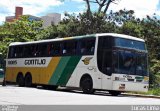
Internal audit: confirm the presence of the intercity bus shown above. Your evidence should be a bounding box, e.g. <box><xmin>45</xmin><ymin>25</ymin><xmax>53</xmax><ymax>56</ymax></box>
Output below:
<box><xmin>5</xmin><ymin>33</ymin><xmax>149</xmax><ymax>95</ymax></box>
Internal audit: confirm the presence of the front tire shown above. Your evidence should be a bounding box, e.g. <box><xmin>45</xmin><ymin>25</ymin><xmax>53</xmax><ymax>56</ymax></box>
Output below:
<box><xmin>80</xmin><ymin>76</ymin><xmax>94</xmax><ymax>94</ymax></box>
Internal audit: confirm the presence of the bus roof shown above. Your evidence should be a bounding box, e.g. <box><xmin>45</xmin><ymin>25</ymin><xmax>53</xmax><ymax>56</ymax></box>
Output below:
<box><xmin>96</xmin><ymin>33</ymin><xmax>145</xmax><ymax>42</ymax></box>
<box><xmin>9</xmin><ymin>33</ymin><xmax>145</xmax><ymax>46</ymax></box>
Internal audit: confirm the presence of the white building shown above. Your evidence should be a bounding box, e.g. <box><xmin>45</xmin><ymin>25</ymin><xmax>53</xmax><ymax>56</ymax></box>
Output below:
<box><xmin>41</xmin><ymin>13</ymin><xmax>61</xmax><ymax>28</ymax></box>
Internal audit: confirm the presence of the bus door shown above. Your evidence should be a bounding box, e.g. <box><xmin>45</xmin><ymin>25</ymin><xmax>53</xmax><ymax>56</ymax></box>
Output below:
<box><xmin>97</xmin><ymin>36</ymin><xmax>113</xmax><ymax>90</ymax></box>
<box><xmin>101</xmin><ymin>50</ymin><xmax>113</xmax><ymax>90</ymax></box>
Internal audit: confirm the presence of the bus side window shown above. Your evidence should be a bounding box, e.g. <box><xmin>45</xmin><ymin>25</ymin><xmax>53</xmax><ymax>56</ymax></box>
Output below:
<box><xmin>13</xmin><ymin>47</ymin><xmax>17</xmax><ymax>58</ymax></box>
<box><xmin>11</xmin><ymin>46</ymin><xmax>24</xmax><ymax>58</ymax></box>
<box><xmin>17</xmin><ymin>46</ymin><xmax>24</xmax><ymax>58</ymax></box>
<box><xmin>62</xmin><ymin>40</ymin><xmax>77</xmax><ymax>56</ymax></box>
<box><xmin>38</xmin><ymin>43</ymin><xmax>48</xmax><ymax>57</ymax></box>
<box><xmin>8</xmin><ymin>47</ymin><xmax>14</xmax><ymax>58</ymax></box>
<box><xmin>49</xmin><ymin>42</ymin><xmax>61</xmax><ymax>56</ymax></box>
<box><xmin>24</xmin><ymin>45</ymin><xmax>34</xmax><ymax>58</ymax></box>
<box><xmin>33</xmin><ymin>45</ymin><xmax>39</xmax><ymax>57</ymax></box>
<box><xmin>80</xmin><ymin>38</ymin><xmax>95</xmax><ymax>55</ymax></box>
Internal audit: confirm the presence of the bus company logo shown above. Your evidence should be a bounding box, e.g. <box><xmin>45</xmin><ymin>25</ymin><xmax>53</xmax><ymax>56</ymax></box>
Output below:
<box><xmin>24</xmin><ymin>59</ymin><xmax>46</xmax><ymax>65</ymax></box>
<box><xmin>82</xmin><ymin>57</ymin><xmax>93</xmax><ymax>65</ymax></box>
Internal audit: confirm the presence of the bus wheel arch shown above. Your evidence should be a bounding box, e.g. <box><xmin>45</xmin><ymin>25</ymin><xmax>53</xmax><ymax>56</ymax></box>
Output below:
<box><xmin>24</xmin><ymin>72</ymin><xmax>32</xmax><ymax>87</ymax></box>
<box><xmin>16</xmin><ymin>72</ymin><xmax>24</xmax><ymax>87</ymax></box>
<box><xmin>80</xmin><ymin>74</ymin><xmax>94</xmax><ymax>94</ymax></box>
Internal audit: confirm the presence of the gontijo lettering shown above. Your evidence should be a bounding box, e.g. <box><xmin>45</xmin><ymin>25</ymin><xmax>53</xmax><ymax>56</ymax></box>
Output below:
<box><xmin>24</xmin><ymin>59</ymin><xmax>46</xmax><ymax>65</ymax></box>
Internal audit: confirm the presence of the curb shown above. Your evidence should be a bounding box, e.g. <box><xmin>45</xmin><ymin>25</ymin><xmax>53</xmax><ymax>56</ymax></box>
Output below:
<box><xmin>122</xmin><ymin>93</ymin><xmax>160</xmax><ymax>99</ymax></box>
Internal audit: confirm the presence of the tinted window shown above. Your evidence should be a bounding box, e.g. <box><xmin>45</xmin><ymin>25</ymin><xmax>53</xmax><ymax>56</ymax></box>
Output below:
<box><xmin>37</xmin><ymin>43</ymin><xmax>48</xmax><ymax>57</ymax></box>
<box><xmin>97</xmin><ymin>36</ymin><xmax>113</xmax><ymax>75</ymax></box>
<box><xmin>79</xmin><ymin>38</ymin><xmax>95</xmax><ymax>55</ymax></box>
<box><xmin>49</xmin><ymin>42</ymin><xmax>61</xmax><ymax>56</ymax></box>
<box><xmin>113</xmin><ymin>50</ymin><xmax>136</xmax><ymax>75</ymax></box>
<box><xmin>8</xmin><ymin>46</ymin><xmax>14</xmax><ymax>58</ymax></box>
<box><xmin>8</xmin><ymin>46</ymin><xmax>24</xmax><ymax>58</ymax></box>
<box><xmin>114</xmin><ymin>38</ymin><xmax>146</xmax><ymax>50</ymax></box>
<box><xmin>24</xmin><ymin>45</ymin><xmax>36</xmax><ymax>57</ymax></box>
<box><xmin>112</xmin><ymin>49</ymin><xmax>148</xmax><ymax>76</ymax></box>
<box><xmin>62</xmin><ymin>40</ymin><xmax>78</xmax><ymax>55</ymax></box>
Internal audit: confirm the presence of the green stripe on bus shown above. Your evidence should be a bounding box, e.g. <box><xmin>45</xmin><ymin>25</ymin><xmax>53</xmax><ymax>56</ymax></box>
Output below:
<box><xmin>57</xmin><ymin>56</ymin><xmax>81</xmax><ymax>86</ymax></box>
<box><xmin>49</xmin><ymin>57</ymin><xmax>71</xmax><ymax>85</ymax></box>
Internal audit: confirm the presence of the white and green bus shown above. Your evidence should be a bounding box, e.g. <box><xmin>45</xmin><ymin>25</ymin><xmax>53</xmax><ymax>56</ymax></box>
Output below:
<box><xmin>5</xmin><ymin>33</ymin><xmax>149</xmax><ymax>95</ymax></box>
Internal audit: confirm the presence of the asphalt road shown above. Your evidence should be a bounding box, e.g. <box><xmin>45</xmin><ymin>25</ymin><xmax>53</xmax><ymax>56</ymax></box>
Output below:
<box><xmin>0</xmin><ymin>85</ymin><xmax>160</xmax><ymax>105</ymax></box>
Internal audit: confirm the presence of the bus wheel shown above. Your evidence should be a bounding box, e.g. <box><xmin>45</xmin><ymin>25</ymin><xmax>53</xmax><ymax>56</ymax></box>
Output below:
<box><xmin>16</xmin><ymin>73</ymin><xmax>24</xmax><ymax>87</ymax></box>
<box><xmin>48</xmin><ymin>85</ymin><xmax>58</xmax><ymax>90</ymax></box>
<box><xmin>24</xmin><ymin>74</ymin><xmax>32</xmax><ymax>87</ymax></box>
<box><xmin>80</xmin><ymin>76</ymin><xmax>94</xmax><ymax>94</ymax></box>
<box><xmin>109</xmin><ymin>91</ymin><xmax>121</xmax><ymax>96</ymax></box>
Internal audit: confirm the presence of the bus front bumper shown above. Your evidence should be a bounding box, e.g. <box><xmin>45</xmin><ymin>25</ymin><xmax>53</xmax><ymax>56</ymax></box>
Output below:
<box><xmin>112</xmin><ymin>81</ymin><xmax>149</xmax><ymax>92</ymax></box>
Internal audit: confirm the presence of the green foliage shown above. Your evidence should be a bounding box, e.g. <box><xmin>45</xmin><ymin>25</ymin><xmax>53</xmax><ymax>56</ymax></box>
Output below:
<box><xmin>141</xmin><ymin>16</ymin><xmax>160</xmax><ymax>60</ymax></box>
<box><xmin>0</xmin><ymin>15</ymin><xmax>43</xmax><ymax>57</ymax></box>
<box><xmin>36</xmin><ymin>25</ymin><xmax>58</xmax><ymax>40</ymax></box>
<box><xmin>40</xmin><ymin>12</ymin><xmax>118</xmax><ymax>38</ymax></box>
<box><xmin>128</xmin><ymin>88</ymin><xmax>160</xmax><ymax>96</ymax></box>
<box><xmin>119</xmin><ymin>21</ymin><xmax>143</xmax><ymax>38</ymax></box>
<box><xmin>150</xmin><ymin>59</ymin><xmax>160</xmax><ymax>87</ymax></box>
<box><xmin>147</xmin><ymin>88</ymin><xmax>160</xmax><ymax>96</ymax></box>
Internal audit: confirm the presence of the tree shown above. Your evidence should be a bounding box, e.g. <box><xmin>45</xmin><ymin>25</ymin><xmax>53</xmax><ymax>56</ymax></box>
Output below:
<box><xmin>84</xmin><ymin>0</ymin><xmax>120</xmax><ymax>14</ymax></box>
<box><xmin>140</xmin><ymin>15</ymin><xmax>160</xmax><ymax>60</ymax></box>
<box><xmin>0</xmin><ymin>15</ymin><xmax>43</xmax><ymax>57</ymax></box>
<box><xmin>47</xmin><ymin>12</ymin><xmax>117</xmax><ymax>37</ymax></box>
<box><xmin>107</xmin><ymin>9</ymin><xmax>136</xmax><ymax>25</ymax></box>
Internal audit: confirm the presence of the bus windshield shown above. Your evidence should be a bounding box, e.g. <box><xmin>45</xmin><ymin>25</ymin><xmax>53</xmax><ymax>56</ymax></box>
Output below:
<box><xmin>97</xmin><ymin>36</ymin><xmax>148</xmax><ymax>76</ymax></box>
<box><xmin>112</xmin><ymin>50</ymin><xmax>148</xmax><ymax>76</ymax></box>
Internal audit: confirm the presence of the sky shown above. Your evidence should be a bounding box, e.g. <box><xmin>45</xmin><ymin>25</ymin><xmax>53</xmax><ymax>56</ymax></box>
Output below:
<box><xmin>0</xmin><ymin>0</ymin><xmax>160</xmax><ymax>24</ymax></box>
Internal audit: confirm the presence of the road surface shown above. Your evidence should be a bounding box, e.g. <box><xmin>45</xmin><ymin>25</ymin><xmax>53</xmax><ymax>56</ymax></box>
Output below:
<box><xmin>0</xmin><ymin>85</ymin><xmax>159</xmax><ymax>105</ymax></box>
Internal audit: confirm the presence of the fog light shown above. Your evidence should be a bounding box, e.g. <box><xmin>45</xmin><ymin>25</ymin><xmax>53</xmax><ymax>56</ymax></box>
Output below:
<box><xmin>144</xmin><ymin>86</ymin><xmax>148</xmax><ymax>89</ymax></box>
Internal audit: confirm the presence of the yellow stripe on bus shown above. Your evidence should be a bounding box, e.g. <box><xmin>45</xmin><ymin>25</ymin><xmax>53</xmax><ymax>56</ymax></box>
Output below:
<box><xmin>5</xmin><ymin>57</ymin><xmax>61</xmax><ymax>85</ymax></box>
